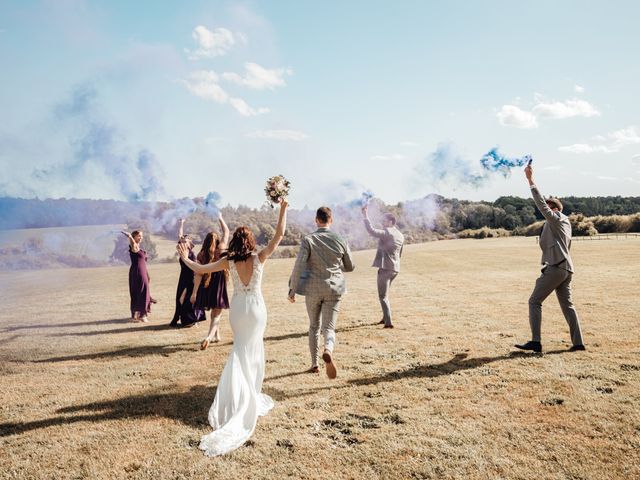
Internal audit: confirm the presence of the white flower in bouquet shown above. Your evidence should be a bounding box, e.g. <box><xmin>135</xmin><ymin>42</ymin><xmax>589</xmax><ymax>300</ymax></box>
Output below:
<box><xmin>264</xmin><ymin>175</ymin><xmax>290</xmax><ymax>208</ymax></box>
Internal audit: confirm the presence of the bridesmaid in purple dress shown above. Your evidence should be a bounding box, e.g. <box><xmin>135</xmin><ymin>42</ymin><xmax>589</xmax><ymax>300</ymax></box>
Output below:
<box><xmin>170</xmin><ymin>219</ymin><xmax>204</xmax><ymax>327</ymax></box>
<box><xmin>122</xmin><ymin>230</ymin><xmax>151</xmax><ymax>322</ymax></box>
<box><xmin>192</xmin><ymin>215</ymin><xmax>230</xmax><ymax>349</ymax></box>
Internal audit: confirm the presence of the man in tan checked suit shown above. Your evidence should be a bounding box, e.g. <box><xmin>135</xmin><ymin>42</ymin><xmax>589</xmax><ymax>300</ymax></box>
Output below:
<box><xmin>515</xmin><ymin>164</ymin><xmax>585</xmax><ymax>353</ymax></box>
<box><xmin>361</xmin><ymin>205</ymin><xmax>405</xmax><ymax>328</ymax></box>
<box><xmin>288</xmin><ymin>207</ymin><xmax>355</xmax><ymax>378</ymax></box>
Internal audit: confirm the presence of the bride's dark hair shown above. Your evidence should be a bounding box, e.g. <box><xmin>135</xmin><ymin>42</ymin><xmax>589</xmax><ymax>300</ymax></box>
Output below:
<box><xmin>227</xmin><ymin>226</ymin><xmax>256</xmax><ymax>262</ymax></box>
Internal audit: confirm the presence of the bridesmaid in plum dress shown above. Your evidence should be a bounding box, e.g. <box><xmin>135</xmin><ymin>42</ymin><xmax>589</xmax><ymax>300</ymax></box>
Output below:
<box><xmin>170</xmin><ymin>219</ymin><xmax>204</xmax><ymax>327</ymax></box>
<box><xmin>192</xmin><ymin>215</ymin><xmax>230</xmax><ymax>349</ymax></box>
<box><xmin>122</xmin><ymin>230</ymin><xmax>151</xmax><ymax>322</ymax></box>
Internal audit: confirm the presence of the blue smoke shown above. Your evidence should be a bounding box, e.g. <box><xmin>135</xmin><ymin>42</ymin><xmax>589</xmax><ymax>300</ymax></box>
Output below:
<box><xmin>418</xmin><ymin>143</ymin><xmax>485</xmax><ymax>187</ymax></box>
<box><xmin>417</xmin><ymin>143</ymin><xmax>532</xmax><ymax>189</ymax></box>
<box><xmin>361</xmin><ymin>190</ymin><xmax>374</xmax><ymax>206</ymax></box>
<box><xmin>204</xmin><ymin>191</ymin><xmax>221</xmax><ymax>217</ymax></box>
<box><xmin>480</xmin><ymin>147</ymin><xmax>532</xmax><ymax>177</ymax></box>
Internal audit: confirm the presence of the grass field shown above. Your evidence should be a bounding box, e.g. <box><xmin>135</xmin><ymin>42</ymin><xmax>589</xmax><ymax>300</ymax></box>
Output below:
<box><xmin>1</xmin><ymin>237</ymin><xmax>639</xmax><ymax>479</ymax></box>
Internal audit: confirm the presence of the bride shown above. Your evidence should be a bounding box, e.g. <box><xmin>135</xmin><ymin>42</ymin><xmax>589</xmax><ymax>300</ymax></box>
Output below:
<box><xmin>177</xmin><ymin>199</ymin><xmax>288</xmax><ymax>456</ymax></box>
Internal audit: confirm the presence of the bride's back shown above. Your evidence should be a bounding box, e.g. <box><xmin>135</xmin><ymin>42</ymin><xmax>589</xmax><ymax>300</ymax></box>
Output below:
<box><xmin>233</xmin><ymin>255</ymin><xmax>257</xmax><ymax>285</ymax></box>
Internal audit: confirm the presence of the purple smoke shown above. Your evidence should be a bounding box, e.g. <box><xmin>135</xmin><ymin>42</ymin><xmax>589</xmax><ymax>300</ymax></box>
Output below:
<box><xmin>152</xmin><ymin>192</ymin><xmax>222</xmax><ymax>233</ymax></box>
<box><xmin>53</xmin><ymin>83</ymin><xmax>166</xmax><ymax>202</ymax></box>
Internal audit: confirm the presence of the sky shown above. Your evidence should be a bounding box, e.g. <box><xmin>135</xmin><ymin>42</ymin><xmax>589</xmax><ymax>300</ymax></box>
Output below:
<box><xmin>1</xmin><ymin>0</ymin><xmax>639</xmax><ymax>208</ymax></box>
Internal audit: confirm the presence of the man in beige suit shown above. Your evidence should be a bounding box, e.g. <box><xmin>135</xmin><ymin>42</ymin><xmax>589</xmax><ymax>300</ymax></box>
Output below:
<box><xmin>288</xmin><ymin>207</ymin><xmax>355</xmax><ymax>378</ymax></box>
<box><xmin>515</xmin><ymin>165</ymin><xmax>585</xmax><ymax>353</ymax></box>
<box><xmin>361</xmin><ymin>205</ymin><xmax>405</xmax><ymax>328</ymax></box>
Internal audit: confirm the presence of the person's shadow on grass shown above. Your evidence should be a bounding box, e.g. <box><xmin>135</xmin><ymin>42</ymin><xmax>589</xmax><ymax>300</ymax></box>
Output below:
<box><xmin>271</xmin><ymin>349</ymin><xmax>569</xmax><ymax>399</ymax></box>
<box><xmin>0</xmin><ymin>384</ymin><xmax>216</xmax><ymax>438</ymax></box>
<box><xmin>30</xmin><ymin>342</ymin><xmax>199</xmax><ymax>363</ymax></box>
<box><xmin>1</xmin><ymin>318</ymin><xmax>133</xmax><ymax>333</ymax></box>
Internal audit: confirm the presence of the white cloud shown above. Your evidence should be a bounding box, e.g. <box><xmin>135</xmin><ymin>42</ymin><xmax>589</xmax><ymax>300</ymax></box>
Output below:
<box><xmin>574</xmin><ymin>84</ymin><xmax>585</xmax><ymax>93</ymax></box>
<box><xmin>597</xmin><ymin>176</ymin><xmax>617</xmax><ymax>181</ymax></box>
<box><xmin>229</xmin><ymin>97</ymin><xmax>269</xmax><ymax>116</ymax></box>
<box><xmin>559</xmin><ymin>126</ymin><xmax>640</xmax><ymax>154</ymax></box>
<box><xmin>541</xmin><ymin>165</ymin><xmax>562</xmax><ymax>171</ymax></box>
<box><xmin>496</xmin><ymin>105</ymin><xmax>538</xmax><ymax>129</ymax></box>
<box><xmin>558</xmin><ymin>144</ymin><xmax>614</xmax><ymax>154</ymax></box>
<box><xmin>245</xmin><ymin>129</ymin><xmax>308</xmax><ymax>141</ymax></box>
<box><xmin>610</xmin><ymin>126</ymin><xmax>640</xmax><ymax>147</ymax></box>
<box><xmin>182</xmin><ymin>70</ymin><xmax>268</xmax><ymax>116</ymax></box>
<box><xmin>186</xmin><ymin>25</ymin><xmax>238</xmax><ymax>59</ymax></box>
<box><xmin>632</xmin><ymin>154</ymin><xmax>640</xmax><ymax>165</ymax></box>
<box><xmin>182</xmin><ymin>70</ymin><xmax>227</xmax><ymax>103</ymax></box>
<box><xmin>400</xmin><ymin>141</ymin><xmax>419</xmax><ymax>147</ymax></box>
<box><xmin>370</xmin><ymin>154</ymin><xmax>405</xmax><ymax>161</ymax></box>
<box><xmin>497</xmin><ymin>94</ymin><xmax>599</xmax><ymax>128</ymax></box>
<box><xmin>223</xmin><ymin>62</ymin><xmax>292</xmax><ymax>90</ymax></box>
<box><xmin>532</xmin><ymin>98</ymin><xmax>600</xmax><ymax>119</ymax></box>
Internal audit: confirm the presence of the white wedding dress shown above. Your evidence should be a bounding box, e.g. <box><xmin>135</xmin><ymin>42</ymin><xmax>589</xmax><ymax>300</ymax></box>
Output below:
<box><xmin>199</xmin><ymin>254</ymin><xmax>274</xmax><ymax>457</ymax></box>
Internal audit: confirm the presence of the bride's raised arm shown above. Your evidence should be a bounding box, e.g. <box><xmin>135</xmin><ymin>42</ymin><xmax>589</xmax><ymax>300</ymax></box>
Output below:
<box><xmin>258</xmin><ymin>199</ymin><xmax>288</xmax><ymax>263</ymax></box>
<box><xmin>177</xmin><ymin>243</ymin><xmax>229</xmax><ymax>274</ymax></box>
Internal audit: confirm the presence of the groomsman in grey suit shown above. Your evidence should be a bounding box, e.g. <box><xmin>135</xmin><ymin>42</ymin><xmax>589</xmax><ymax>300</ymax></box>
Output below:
<box><xmin>515</xmin><ymin>164</ymin><xmax>585</xmax><ymax>353</ymax></box>
<box><xmin>361</xmin><ymin>205</ymin><xmax>405</xmax><ymax>328</ymax></box>
<box><xmin>288</xmin><ymin>207</ymin><xmax>355</xmax><ymax>378</ymax></box>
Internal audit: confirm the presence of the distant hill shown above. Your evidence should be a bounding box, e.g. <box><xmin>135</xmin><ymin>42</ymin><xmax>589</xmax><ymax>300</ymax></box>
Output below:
<box><xmin>2</xmin><ymin>195</ymin><xmax>639</xmax><ymax>232</ymax></box>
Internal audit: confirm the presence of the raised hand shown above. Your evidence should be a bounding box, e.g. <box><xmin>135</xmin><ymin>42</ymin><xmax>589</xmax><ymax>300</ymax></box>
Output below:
<box><xmin>280</xmin><ymin>198</ymin><xmax>289</xmax><ymax>210</ymax></box>
<box><xmin>176</xmin><ymin>242</ymin><xmax>189</xmax><ymax>259</ymax></box>
<box><xmin>524</xmin><ymin>165</ymin><xmax>534</xmax><ymax>183</ymax></box>
<box><xmin>361</xmin><ymin>205</ymin><xmax>368</xmax><ymax>217</ymax></box>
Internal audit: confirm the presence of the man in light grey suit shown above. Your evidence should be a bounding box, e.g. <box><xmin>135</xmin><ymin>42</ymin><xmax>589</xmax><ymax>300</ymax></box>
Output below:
<box><xmin>361</xmin><ymin>205</ymin><xmax>405</xmax><ymax>328</ymax></box>
<box><xmin>515</xmin><ymin>164</ymin><xmax>585</xmax><ymax>353</ymax></box>
<box><xmin>288</xmin><ymin>207</ymin><xmax>355</xmax><ymax>378</ymax></box>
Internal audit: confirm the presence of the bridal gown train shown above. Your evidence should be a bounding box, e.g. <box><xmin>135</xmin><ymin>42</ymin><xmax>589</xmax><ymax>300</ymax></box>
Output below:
<box><xmin>199</xmin><ymin>254</ymin><xmax>274</xmax><ymax>457</ymax></box>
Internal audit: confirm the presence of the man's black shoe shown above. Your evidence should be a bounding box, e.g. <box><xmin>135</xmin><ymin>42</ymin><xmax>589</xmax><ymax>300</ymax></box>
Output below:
<box><xmin>568</xmin><ymin>344</ymin><xmax>586</xmax><ymax>352</ymax></box>
<box><xmin>514</xmin><ymin>341</ymin><xmax>542</xmax><ymax>353</ymax></box>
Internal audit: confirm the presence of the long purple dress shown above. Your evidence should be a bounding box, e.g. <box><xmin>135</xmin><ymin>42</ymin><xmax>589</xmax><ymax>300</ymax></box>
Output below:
<box><xmin>129</xmin><ymin>247</ymin><xmax>151</xmax><ymax>317</ymax></box>
<box><xmin>171</xmin><ymin>250</ymin><xmax>204</xmax><ymax>327</ymax></box>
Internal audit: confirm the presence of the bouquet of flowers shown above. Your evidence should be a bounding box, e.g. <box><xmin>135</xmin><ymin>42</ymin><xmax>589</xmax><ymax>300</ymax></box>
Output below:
<box><xmin>264</xmin><ymin>175</ymin><xmax>290</xmax><ymax>208</ymax></box>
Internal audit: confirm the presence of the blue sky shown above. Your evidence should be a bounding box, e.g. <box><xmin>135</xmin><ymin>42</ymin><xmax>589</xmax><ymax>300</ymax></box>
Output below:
<box><xmin>1</xmin><ymin>0</ymin><xmax>639</xmax><ymax>208</ymax></box>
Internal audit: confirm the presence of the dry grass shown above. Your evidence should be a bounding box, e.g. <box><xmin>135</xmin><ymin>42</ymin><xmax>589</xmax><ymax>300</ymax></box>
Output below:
<box><xmin>1</xmin><ymin>237</ymin><xmax>639</xmax><ymax>479</ymax></box>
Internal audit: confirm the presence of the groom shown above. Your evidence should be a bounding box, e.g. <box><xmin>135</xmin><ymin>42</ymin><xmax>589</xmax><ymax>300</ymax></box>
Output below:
<box><xmin>515</xmin><ymin>164</ymin><xmax>585</xmax><ymax>353</ymax></box>
<box><xmin>288</xmin><ymin>206</ymin><xmax>355</xmax><ymax>379</ymax></box>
